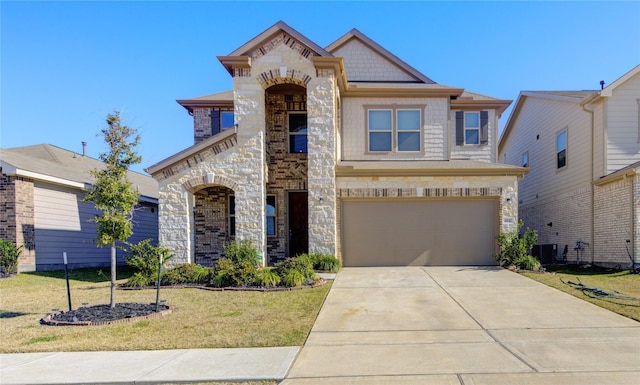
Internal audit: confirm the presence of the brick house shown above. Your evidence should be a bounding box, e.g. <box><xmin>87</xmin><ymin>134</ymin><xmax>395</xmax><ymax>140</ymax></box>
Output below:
<box><xmin>0</xmin><ymin>144</ymin><xmax>158</xmax><ymax>271</ymax></box>
<box><xmin>499</xmin><ymin>65</ymin><xmax>640</xmax><ymax>268</ymax></box>
<box><xmin>146</xmin><ymin>21</ymin><xmax>526</xmax><ymax>267</ymax></box>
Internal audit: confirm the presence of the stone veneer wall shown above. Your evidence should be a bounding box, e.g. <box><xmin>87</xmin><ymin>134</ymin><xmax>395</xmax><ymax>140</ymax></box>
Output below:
<box><xmin>519</xmin><ymin>186</ymin><xmax>592</xmax><ymax>264</ymax></box>
<box><xmin>594</xmin><ymin>178</ymin><xmax>634</xmax><ymax>266</ymax></box>
<box><xmin>0</xmin><ymin>171</ymin><xmax>36</xmax><ymax>271</ymax></box>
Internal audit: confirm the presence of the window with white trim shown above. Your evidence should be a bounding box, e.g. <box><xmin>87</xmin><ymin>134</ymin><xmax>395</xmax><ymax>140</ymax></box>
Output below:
<box><xmin>557</xmin><ymin>130</ymin><xmax>567</xmax><ymax>169</ymax></box>
<box><xmin>367</xmin><ymin>108</ymin><xmax>422</xmax><ymax>152</ymax></box>
<box><xmin>464</xmin><ymin>112</ymin><xmax>480</xmax><ymax>145</ymax></box>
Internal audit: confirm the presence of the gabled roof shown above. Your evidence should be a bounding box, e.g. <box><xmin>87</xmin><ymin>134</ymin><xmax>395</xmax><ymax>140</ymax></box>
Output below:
<box><xmin>1</xmin><ymin>144</ymin><xmax>158</xmax><ymax>201</ymax></box>
<box><xmin>326</xmin><ymin>28</ymin><xmax>435</xmax><ymax>84</ymax></box>
<box><xmin>177</xmin><ymin>90</ymin><xmax>234</xmax><ymax>113</ymax></box>
<box><xmin>600</xmin><ymin>64</ymin><xmax>640</xmax><ymax>97</ymax></box>
<box><xmin>499</xmin><ymin>90</ymin><xmax>597</xmax><ymax>151</ymax></box>
<box><xmin>228</xmin><ymin>21</ymin><xmax>332</xmax><ymax>58</ymax></box>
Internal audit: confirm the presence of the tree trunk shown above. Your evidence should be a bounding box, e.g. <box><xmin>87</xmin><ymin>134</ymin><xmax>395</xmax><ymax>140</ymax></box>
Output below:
<box><xmin>110</xmin><ymin>242</ymin><xmax>116</xmax><ymax>308</ymax></box>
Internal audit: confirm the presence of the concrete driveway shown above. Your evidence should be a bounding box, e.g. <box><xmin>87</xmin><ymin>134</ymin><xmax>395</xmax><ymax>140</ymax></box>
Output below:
<box><xmin>282</xmin><ymin>267</ymin><xmax>640</xmax><ymax>385</ymax></box>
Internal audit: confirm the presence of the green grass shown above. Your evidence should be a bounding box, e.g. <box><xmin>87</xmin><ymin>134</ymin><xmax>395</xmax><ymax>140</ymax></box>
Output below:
<box><xmin>0</xmin><ymin>267</ymin><xmax>330</xmax><ymax>353</ymax></box>
<box><xmin>521</xmin><ymin>264</ymin><xmax>640</xmax><ymax>322</ymax></box>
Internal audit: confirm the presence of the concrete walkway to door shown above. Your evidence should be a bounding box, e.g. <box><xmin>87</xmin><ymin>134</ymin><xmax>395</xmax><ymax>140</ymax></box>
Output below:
<box><xmin>281</xmin><ymin>267</ymin><xmax>640</xmax><ymax>385</ymax></box>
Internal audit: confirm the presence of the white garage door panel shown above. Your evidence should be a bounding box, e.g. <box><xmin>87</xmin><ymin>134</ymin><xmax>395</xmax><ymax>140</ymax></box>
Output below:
<box><xmin>342</xmin><ymin>200</ymin><xmax>498</xmax><ymax>266</ymax></box>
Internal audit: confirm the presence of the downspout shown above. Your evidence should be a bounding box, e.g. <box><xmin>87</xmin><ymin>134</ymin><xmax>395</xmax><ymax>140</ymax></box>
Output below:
<box><xmin>582</xmin><ymin>99</ymin><xmax>596</xmax><ymax>264</ymax></box>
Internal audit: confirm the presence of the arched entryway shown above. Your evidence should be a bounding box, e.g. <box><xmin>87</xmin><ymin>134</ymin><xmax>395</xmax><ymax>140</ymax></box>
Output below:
<box><xmin>264</xmin><ymin>83</ymin><xmax>309</xmax><ymax>263</ymax></box>
<box><xmin>193</xmin><ymin>185</ymin><xmax>235</xmax><ymax>266</ymax></box>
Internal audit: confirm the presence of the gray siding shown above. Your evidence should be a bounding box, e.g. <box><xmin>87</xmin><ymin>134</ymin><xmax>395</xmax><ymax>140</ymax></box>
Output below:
<box><xmin>605</xmin><ymin>72</ymin><xmax>640</xmax><ymax>174</ymax></box>
<box><xmin>33</xmin><ymin>182</ymin><xmax>158</xmax><ymax>271</ymax></box>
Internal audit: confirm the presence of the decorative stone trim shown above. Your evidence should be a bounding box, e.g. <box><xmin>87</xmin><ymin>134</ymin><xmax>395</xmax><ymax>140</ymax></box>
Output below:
<box><xmin>183</xmin><ymin>175</ymin><xmax>238</xmax><ymax>194</ymax></box>
<box><xmin>316</xmin><ymin>68</ymin><xmax>335</xmax><ymax>78</ymax></box>
<box><xmin>233</xmin><ymin>68</ymin><xmax>251</xmax><ymax>77</ymax></box>
<box><xmin>257</xmin><ymin>69</ymin><xmax>312</xmax><ymax>88</ymax></box>
<box><xmin>251</xmin><ymin>33</ymin><xmax>315</xmax><ymax>60</ymax></box>
<box><xmin>338</xmin><ymin>187</ymin><xmax>502</xmax><ymax>198</ymax></box>
<box><xmin>158</xmin><ymin>136</ymin><xmax>238</xmax><ymax>181</ymax></box>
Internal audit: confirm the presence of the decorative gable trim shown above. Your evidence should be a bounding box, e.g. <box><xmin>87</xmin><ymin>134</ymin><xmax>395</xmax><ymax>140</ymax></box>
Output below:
<box><xmin>256</xmin><ymin>68</ymin><xmax>313</xmax><ymax>88</ymax></box>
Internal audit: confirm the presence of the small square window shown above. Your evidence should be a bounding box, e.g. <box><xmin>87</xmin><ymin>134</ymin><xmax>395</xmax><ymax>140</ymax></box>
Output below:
<box><xmin>368</xmin><ymin>110</ymin><xmax>392</xmax><ymax>152</ymax></box>
<box><xmin>221</xmin><ymin>111</ymin><xmax>234</xmax><ymax>130</ymax></box>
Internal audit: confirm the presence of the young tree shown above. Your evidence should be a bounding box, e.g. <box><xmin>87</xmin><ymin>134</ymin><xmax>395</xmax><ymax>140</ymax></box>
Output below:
<box><xmin>84</xmin><ymin>111</ymin><xmax>141</xmax><ymax>308</ymax></box>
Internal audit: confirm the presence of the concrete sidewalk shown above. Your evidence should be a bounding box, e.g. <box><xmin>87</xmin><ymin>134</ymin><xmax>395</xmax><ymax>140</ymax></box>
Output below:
<box><xmin>281</xmin><ymin>266</ymin><xmax>640</xmax><ymax>385</ymax></box>
<box><xmin>0</xmin><ymin>347</ymin><xmax>299</xmax><ymax>385</ymax></box>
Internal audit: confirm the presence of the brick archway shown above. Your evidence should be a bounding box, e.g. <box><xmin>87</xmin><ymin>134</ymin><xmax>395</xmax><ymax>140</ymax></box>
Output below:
<box><xmin>181</xmin><ymin>173</ymin><xmax>238</xmax><ymax>194</ymax></box>
<box><xmin>257</xmin><ymin>69</ymin><xmax>312</xmax><ymax>89</ymax></box>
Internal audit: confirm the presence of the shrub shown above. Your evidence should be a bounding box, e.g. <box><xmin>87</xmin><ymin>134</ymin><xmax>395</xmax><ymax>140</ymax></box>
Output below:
<box><xmin>308</xmin><ymin>253</ymin><xmax>342</xmax><ymax>272</ymax></box>
<box><xmin>161</xmin><ymin>264</ymin><xmax>211</xmax><ymax>285</ymax></box>
<box><xmin>255</xmin><ymin>267</ymin><xmax>281</xmax><ymax>287</ymax></box>
<box><xmin>122</xmin><ymin>239</ymin><xmax>174</xmax><ymax>287</ymax></box>
<box><xmin>493</xmin><ymin>220</ymin><xmax>538</xmax><ymax>267</ymax></box>
<box><xmin>0</xmin><ymin>239</ymin><xmax>23</xmax><ymax>275</ymax></box>
<box><xmin>514</xmin><ymin>255</ymin><xmax>542</xmax><ymax>271</ymax></box>
<box><xmin>211</xmin><ymin>240</ymin><xmax>261</xmax><ymax>288</ymax></box>
<box><xmin>282</xmin><ymin>269</ymin><xmax>306</xmax><ymax>287</ymax></box>
<box><xmin>275</xmin><ymin>256</ymin><xmax>316</xmax><ymax>281</ymax></box>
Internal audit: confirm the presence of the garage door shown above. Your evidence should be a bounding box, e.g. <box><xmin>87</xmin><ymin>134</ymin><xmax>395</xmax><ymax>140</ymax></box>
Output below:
<box><xmin>341</xmin><ymin>199</ymin><xmax>498</xmax><ymax>266</ymax></box>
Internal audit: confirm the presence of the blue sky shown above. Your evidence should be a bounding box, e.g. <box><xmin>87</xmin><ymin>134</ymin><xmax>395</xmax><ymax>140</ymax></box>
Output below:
<box><xmin>2</xmin><ymin>1</ymin><xmax>639</xmax><ymax>174</ymax></box>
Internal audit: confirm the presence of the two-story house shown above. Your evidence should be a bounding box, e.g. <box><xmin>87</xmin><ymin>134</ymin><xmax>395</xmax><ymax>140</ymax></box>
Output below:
<box><xmin>499</xmin><ymin>65</ymin><xmax>640</xmax><ymax>268</ymax></box>
<box><xmin>146</xmin><ymin>21</ymin><xmax>526</xmax><ymax>267</ymax></box>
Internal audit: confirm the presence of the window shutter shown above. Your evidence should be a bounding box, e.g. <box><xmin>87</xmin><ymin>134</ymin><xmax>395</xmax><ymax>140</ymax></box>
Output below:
<box><xmin>211</xmin><ymin>110</ymin><xmax>220</xmax><ymax>135</ymax></box>
<box><xmin>455</xmin><ymin>111</ymin><xmax>464</xmax><ymax>145</ymax></box>
<box><xmin>480</xmin><ymin>111</ymin><xmax>489</xmax><ymax>144</ymax></box>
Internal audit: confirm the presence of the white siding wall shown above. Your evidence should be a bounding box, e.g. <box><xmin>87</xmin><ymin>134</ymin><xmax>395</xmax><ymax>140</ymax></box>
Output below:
<box><xmin>332</xmin><ymin>39</ymin><xmax>416</xmax><ymax>82</ymax></box>
<box><xmin>592</xmin><ymin>102</ymin><xmax>606</xmax><ymax>179</ymax></box>
<box><xmin>341</xmin><ymin>97</ymin><xmax>449</xmax><ymax>161</ymax></box>
<box><xmin>500</xmin><ymin>96</ymin><xmax>594</xmax><ymax>262</ymax></box>
<box><xmin>604</xmin><ymin>72</ymin><xmax>640</xmax><ymax>174</ymax></box>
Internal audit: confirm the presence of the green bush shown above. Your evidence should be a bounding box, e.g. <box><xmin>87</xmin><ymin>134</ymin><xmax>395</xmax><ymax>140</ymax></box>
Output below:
<box><xmin>275</xmin><ymin>256</ymin><xmax>316</xmax><ymax>281</ymax></box>
<box><xmin>308</xmin><ymin>253</ymin><xmax>341</xmax><ymax>272</ymax></box>
<box><xmin>161</xmin><ymin>263</ymin><xmax>211</xmax><ymax>285</ymax></box>
<box><xmin>493</xmin><ymin>220</ymin><xmax>538</xmax><ymax>267</ymax></box>
<box><xmin>514</xmin><ymin>255</ymin><xmax>542</xmax><ymax>271</ymax></box>
<box><xmin>122</xmin><ymin>239</ymin><xmax>174</xmax><ymax>287</ymax></box>
<box><xmin>211</xmin><ymin>240</ymin><xmax>261</xmax><ymax>287</ymax></box>
<box><xmin>255</xmin><ymin>267</ymin><xmax>281</xmax><ymax>287</ymax></box>
<box><xmin>0</xmin><ymin>239</ymin><xmax>23</xmax><ymax>275</ymax></box>
<box><xmin>282</xmin><ymin>269</ymin><xmax>306</xmax><ymax>287</ymax></box>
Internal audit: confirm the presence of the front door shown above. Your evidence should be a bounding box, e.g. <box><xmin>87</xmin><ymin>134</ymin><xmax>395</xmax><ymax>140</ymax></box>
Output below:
<box><xmin>288</xmin><ymin>191</ymin><xmax>308</xmax><ymax>257</ymax></box>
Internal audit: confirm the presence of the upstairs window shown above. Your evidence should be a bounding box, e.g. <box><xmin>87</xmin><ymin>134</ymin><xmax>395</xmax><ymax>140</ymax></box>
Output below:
<box><xmin>522</xmin><ymin>152</ymin><xmax>529</xmax><ymax>168</ymax></box>
<box><xmin>367</xmin><ymin>107</ymin><xmax>422</xmax><ymax>153</ymax></box>
<box><xmin>289</xmin><ymin>112</ymin><xmax>307</xmax><ymax>153</ymax></box>
<box><xmin>557</xmin><ymin>130</ymin><xmax>567</xmax><ymax>169</ymax></box>
<box><xmin>456</xmin><ymin>111</ymin><xmax>488</xmax><ymax>146</ymax></box>
<box><xmin>211</xmin><ymin>109</ymin><xmax>235</xmax><ymax>135</ymax></box>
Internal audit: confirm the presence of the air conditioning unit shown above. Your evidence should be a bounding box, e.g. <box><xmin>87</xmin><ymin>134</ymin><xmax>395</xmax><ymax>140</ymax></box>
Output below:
<box><xmin>531</xmin><ymin>244</ymin><xmax>558</xmax><ymax>265</ymax></box>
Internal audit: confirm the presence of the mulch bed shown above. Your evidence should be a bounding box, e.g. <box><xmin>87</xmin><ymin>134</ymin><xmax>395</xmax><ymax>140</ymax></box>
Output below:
<box><xmin>41</xmin><ymin>303</ymin><xmax>172</xmax><ymax>326</ymax></box>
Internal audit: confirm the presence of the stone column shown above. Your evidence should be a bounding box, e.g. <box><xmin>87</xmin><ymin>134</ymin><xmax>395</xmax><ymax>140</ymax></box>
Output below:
<box><xmin>307</xmin><ymin>70</ymin><xmax>337</xmax><ymax>256</ymax></box>
<box><xmin>233</xmin><ymin>75</ymin><xmax>267</xmax><ymax>263</ymax></box>
<box><xmin>158</xmin><ymin>184</ymin><xmax>193</xmax><ymax>265</ymax></box>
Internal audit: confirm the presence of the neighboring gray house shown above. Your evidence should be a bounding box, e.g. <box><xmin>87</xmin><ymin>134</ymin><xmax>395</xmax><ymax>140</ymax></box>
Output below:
<box><xmin>146</xmin><ymin>21</ymin><xmax>526</xmax><ymax>267</ymax></box>
<box><xmin>499</xmin><ymin>65</ymin><xmax>640</xmax><ymax>268</ymax></box>
<box><xmin>0</xmin><ymin>144</ymin><xmax>159</xmax><ymax>271</ymax></box>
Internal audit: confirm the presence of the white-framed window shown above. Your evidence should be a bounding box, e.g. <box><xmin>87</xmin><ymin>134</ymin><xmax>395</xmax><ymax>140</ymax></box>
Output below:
<box><xmin>557</xmin><ymin>130</ymin><xmax>567</xmax><ymax>169</ymax></box>
<box><xmin>522</xmin><ymin>151</ymin><xmax>529</xmax><ymax>168</ymax></box>
<box><xmin>229</xmin><ymin>195</ymin><xmax>277</xmax><ymax>237</ymax></box>
<box><xmin>288</xmin><ymin>112</ymin><xmax>307</xmax><ymax>153</ymax></box>
<box><xmin>464</xmin><ymin>112</ymin><xmax>480</xmax><ymax>145</ymax></box>
<box><xmin>266</xmin><ymin>195</ymin><xmax>276</xmax><ymax>236</ymax></box>
<box><xmin>367</xmin><ymin>107</ymin><xmax>422</xmax><ymax>152</ymax></box>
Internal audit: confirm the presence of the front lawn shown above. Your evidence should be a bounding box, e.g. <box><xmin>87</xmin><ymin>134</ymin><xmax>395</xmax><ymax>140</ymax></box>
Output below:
<box><xmin>0</xmin><ymin>267</ymin><xmax>330</xmax><ymax>353</ymax></box>
<box><xmin>521</xmin><ymin>265</ymin><xmax>640</xmax><ymax>322</ymax></box>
